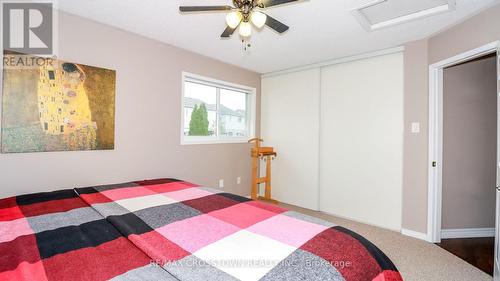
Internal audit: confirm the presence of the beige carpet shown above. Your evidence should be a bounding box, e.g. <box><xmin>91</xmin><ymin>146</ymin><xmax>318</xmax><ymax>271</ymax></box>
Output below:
<box><xmin>280</xmin><ymin>203</ymin><xmax>492</xmax><ymax>281</ymax></box>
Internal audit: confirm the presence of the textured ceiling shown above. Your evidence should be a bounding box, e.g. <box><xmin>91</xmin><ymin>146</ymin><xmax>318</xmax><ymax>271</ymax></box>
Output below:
<box><xmin>57</xmin><ymin>0</ymin><xmax>500</xmax><ymax>73</ymax></box>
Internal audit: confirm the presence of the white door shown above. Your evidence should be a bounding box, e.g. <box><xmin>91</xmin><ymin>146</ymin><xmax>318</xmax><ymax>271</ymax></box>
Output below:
<box><xmin>495</xmin><ymin>48</ymin><xmax>500</xmax><ymax>281</ymax></box>
<box><xmin>261</xmin><ymin>69</ymin><xmax>321</xmax><ymax>210</ymax></box>
<box><xmin>318</xmin><ymin>52</ymin><xmax>404</xmax><ymax>231</ymax></box>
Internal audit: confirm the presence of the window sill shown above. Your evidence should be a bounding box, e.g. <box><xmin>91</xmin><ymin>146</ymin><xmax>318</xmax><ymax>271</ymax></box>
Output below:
<box><xmin>180</xmin><ymin>139</ymin><xmax>251</xmax><ymax>146</ymax></box>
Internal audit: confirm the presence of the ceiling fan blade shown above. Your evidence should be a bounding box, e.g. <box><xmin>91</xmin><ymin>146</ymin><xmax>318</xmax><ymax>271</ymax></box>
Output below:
<box><xmin>179</xmin><ymin>6</ymin><xmax>233</xmax><ymax>12</ymax></box>
<box><xmin>221</xmin><ymin>25</ymin><xmax>238</xmax><ymax>38</ymax></box>
<box><xmin>259</xmin><ymin>0</ymin><xmax>299</xmax><ymax>8</ymax></box>
<box><xmin>264</xmin><ymin>14</ymin><xmax>289</xmax><ymax>33</ymax></box>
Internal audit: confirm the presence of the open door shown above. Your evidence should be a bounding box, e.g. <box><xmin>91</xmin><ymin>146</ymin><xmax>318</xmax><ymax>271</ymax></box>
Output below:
<box><xmin>495</xmin><ymin>47</ymin><xmax>500</xmax><ymax>281</ymax></box>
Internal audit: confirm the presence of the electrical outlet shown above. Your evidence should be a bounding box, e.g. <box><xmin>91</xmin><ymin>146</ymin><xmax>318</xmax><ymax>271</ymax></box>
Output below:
<box><xmin>218</xmin><ymin>179</ymin><xmax>224</xmax><ymax>189</ymax></box>
<box><xmin>237</xmin><ymin>177</ymin><xmax>241</xmax><ymax>185</ymax></box>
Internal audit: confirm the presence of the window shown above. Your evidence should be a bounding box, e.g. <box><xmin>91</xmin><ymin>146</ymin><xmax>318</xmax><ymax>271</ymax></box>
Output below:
<box><xmin>181</xmin><ymin>72</ymin><xmax>256</xmax><ymax>145</ymax></box>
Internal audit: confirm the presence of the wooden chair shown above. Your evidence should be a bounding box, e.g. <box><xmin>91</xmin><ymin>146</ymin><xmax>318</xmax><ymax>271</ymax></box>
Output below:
<box><xmin>248</xmin><ymin>138</ymin><xmax>277</xmax><ymax>204</ymax></box>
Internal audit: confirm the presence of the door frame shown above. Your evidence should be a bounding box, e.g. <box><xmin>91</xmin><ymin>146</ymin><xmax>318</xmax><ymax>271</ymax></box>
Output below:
<box><xmin>427</xmin><ymin>41</ymin><xmax>500</xmax><ymax>243</ymax></box>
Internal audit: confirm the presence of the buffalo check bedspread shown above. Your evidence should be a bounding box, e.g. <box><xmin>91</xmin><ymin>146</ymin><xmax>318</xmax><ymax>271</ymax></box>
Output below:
<box><xmin>0</xmin><ymin>189</ymin><xmax>176</xmax><ymax>281</ymax></box>
<box><xmin>76</xmin><ymin>178</ymin><xmax>404</xmax><ymax>281</ymax></box>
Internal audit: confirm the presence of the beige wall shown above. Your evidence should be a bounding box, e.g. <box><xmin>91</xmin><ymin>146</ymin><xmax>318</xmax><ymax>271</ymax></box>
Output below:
<box><xmin>428</xmin><ymin>4</ymin><xmax>500</xmax><ymax>64</ymax></box>
<box><xmin>402</xmin><ymin>40</ymin><xmax>430</xmax><ymax>233</ymax></box>
<box><xmin>442</xmin><ymin>56</ymin><xmax>497</xmax><ymax>229</ymax></box>
<box><xmin>402</xmin><ymin>3</ymin><xmax>500</xmax><ymax>233</ymax></box>
<box><xmin>0</xmin><ymin>12</ymin><xmax>261</xmax><ymax>198</ymax></box>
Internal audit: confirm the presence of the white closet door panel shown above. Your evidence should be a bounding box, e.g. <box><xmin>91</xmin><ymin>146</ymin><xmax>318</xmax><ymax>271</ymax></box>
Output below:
<box><xmin>261</xmin><ymin>69</ymin><xmax>320</xmax><ymax>210</ymax></box>
<box><xmin>319</xmin><ymin>53</ymin><xmax>404</xmax><ymax>230</ymax></box>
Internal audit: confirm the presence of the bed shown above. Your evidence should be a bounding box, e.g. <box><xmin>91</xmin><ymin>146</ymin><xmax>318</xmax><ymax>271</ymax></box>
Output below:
<box><xmin>1</xmin><ymin>179</ymin><xmax>403</xmax><ymax>281</ymax></box>
<box><xmin>0</xmin><ymin>189</ymin><xmax>176</xmax><ymax>281</ymax></box>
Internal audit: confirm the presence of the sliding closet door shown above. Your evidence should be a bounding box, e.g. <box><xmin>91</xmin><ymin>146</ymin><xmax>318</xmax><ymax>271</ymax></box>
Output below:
<box><xmin>319</xmin><ymin>53</ymin><xmax>404</xmax><ymax>230</ymax></box>
<box><xmin>261</xmin><ymin>69</ymin><xmax>320</xmax><ymax>210</ymax></box>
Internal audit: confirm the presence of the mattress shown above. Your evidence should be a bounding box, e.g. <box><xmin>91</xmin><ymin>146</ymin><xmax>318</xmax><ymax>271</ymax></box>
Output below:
<box><xmin>76</xmin><ymin>178</ymin><xmax>404</xmax><ymax>281</ymax></box>
<box><xmin>0</xmin><ymin>179</ymin><xmax>403</xmax><ymax>280</ymax></box>
<box><xmin>0</xmin><ymin>189</ymin><xmax>176</xmax><ymax>281</ymax></box>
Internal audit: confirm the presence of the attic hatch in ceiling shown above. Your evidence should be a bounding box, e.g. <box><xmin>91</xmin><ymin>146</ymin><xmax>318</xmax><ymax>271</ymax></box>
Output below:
<box><xmin>352</xmin><ymin>0</ymin><xmax>456</xmax><ymax>31</ymax></box>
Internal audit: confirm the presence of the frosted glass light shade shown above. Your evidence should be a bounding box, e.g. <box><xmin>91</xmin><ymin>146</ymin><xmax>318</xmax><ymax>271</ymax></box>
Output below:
<box><xmin>239</xmin><ymin>21</ymin><xmax>252</xmax><ymax>37</ymax></box>
<box><xmin>226</xmin><ymin>11</ymin><xmax>242</xmax><ymax>29</ymax></box>
<box><xmin>251</xmin><ymin>11</ymin><xmax>267</xmax><ymax>28</ymax></box>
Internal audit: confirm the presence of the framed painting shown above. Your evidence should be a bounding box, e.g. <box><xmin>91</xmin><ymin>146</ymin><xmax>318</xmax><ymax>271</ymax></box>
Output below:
<box><xmin>1</xmin><ymin>53</ymin><xmax>116</xmax><ymax>153</ymax></box>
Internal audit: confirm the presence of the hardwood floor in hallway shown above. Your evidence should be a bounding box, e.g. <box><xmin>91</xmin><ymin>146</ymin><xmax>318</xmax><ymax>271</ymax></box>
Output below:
<box><xmin>437</xmin><ymin>237</ymin><xmax>494</xmax><ymax>276</ymax></box>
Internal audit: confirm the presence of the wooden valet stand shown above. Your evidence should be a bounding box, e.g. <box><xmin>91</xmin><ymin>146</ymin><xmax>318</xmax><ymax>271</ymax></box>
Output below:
<box><xmin>248</xmin><ymin>138</ymin><xmax>277</xmax><ymax>204</ymax></box>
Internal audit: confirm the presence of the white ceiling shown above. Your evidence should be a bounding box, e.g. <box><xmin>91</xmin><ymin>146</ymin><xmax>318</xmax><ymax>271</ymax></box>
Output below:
<box><xmin>57</xmin><ymin>0</ymin><xmax>500</xmax><ymax>74</ymax></box>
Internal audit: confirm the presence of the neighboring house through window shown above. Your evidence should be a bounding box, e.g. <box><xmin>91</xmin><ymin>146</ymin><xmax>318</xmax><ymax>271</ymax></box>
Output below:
<box><xmin>181</xmin><ymin>72</ymin><xmax>256</xmax><ymax>145</ymax></box>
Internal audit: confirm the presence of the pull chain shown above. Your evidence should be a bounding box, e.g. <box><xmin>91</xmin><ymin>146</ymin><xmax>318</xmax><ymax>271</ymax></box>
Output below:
<box><xmin>242</xmin><ymin>39</ymin><xmax>252</xmax><ymax>51</ymax></box>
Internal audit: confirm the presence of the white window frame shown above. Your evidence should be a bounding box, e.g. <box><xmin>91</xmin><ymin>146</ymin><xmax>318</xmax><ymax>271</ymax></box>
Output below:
<box><xmin>181</xmin><ymin>72</ymin><xmax>256</xmax><ymax>145</ymax></box>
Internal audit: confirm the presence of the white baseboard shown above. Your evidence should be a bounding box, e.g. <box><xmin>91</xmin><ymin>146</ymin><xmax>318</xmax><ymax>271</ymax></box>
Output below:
<box><xmin>441</xmin><ymin>228</ymin><xmax>495</xmax><ymax>239</ymax></box>
<box><xmin>321</xmin><ymin>211</ymin><xmax>401</xmax><ymax>232</ymax></box>
<box><xmin>401</xmin><ymin>228</ymin><xmax>429</xmax><ymax>241</ymax></box>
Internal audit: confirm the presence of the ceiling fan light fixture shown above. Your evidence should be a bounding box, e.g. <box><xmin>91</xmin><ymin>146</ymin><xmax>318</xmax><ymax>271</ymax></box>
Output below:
<box><xmin>250</xmin><ymin>11</ymin><xmax>267</xmax><ymax>28</ymax></box>
<box><xmin>179</xmin><ymin>0</ymin><xmax>294</xmax><ymax>39</ymax></box>
<box><xmin>239</xmin><ymin>21</ymin><xmax>252</xmax><ymax>37</ymax></box>
<box><xmin>226</xmin><ymin>11</ymin><xmax>242</xmax><ymax>29</ymax></box>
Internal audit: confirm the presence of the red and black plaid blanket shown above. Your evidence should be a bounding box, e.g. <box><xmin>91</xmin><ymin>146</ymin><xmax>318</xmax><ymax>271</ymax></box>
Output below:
<box><xmin>76</xmin><ymin>178</ymin><xmax>403</xmax><ymax>281</ymax></box>
<box><xmin>0</xmin><ymin>189</ymin><xmax>177</xmax><ymax>281</ymax></box>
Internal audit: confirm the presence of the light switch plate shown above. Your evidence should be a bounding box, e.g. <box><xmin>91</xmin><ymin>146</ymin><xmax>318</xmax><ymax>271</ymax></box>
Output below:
<box><xmin>411</xmin><ymin>122</ymin><xmax>420</xmax><ymax>133</ymax></box>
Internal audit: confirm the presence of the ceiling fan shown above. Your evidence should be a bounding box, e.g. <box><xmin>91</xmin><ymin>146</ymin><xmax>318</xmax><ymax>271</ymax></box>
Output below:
<box><xmin>179</xmin><ymin>0</ymin><xmax>300</xmax><ymax>38</ymax></box>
